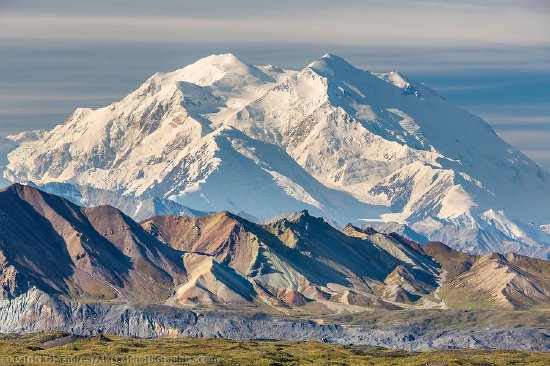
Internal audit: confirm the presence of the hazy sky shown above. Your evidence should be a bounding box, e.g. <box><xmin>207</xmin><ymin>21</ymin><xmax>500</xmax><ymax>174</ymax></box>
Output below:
<box><xmin>1</xmin><ymin>0</ymin><xmax>549</xmax><ymax>170</ymax></box>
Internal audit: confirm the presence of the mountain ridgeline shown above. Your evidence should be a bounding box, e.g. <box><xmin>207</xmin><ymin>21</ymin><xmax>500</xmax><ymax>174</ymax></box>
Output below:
<box><xmin>1</xmin><ymin>184</ymin><xmax>548</xmax><ymax>312</ymax></box>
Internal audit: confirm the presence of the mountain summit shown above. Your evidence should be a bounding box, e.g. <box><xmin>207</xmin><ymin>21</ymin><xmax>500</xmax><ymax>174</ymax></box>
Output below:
<box><xmin>1</xmin><ymin>54</ymin><xmax>550</xmax><ymax>257</ymax></box>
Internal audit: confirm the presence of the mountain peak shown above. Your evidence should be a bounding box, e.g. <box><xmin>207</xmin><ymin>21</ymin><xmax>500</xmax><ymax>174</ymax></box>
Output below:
<box><xmin>173</xmin><ymin>53</ymin><xmax>273</xmax><ymax>87</ymax></box>
<box><xmin>1</xmin><ymin>182</ymin><xmax>25</xmax><ymax>193</ymax></box>
<box><xmin>375</xmin><ymin>71</ymin><xmax>411</xmax><ymax>89</ymax></box>
<box><xmin>320</xmin><ymin>53</ymin><xmax>340</xmax><ymax>60</ymax></box>
<box><xmin>193</xmin><ymin>53</ymin><xmax>245</xmax><ymax>67</ymax></box>
<box><xmin>288</xmin><ymin>209</ymin><xmax>312</xmax><ymax>222</ymax></box>
<box><xmin>1</xmin><ymin>183</ymin><xmax>43</xmax><ymax>199</ymax></box>
<box><xmin>342</xmin><ymin>224</ymin><xmax>378</xmax><ymax>237</ymax></box>
<box><xmin>307</xmin><ymin>53</ymin><xmax>358</xmax><ymax>75</ymax></box>
<box><xmin>213</xmin><ymin>210</ymin><xmax>240</xmax><ymax>220</ymax></box>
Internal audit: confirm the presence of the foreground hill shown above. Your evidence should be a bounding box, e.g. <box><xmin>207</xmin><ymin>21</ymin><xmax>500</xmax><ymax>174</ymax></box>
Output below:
<box><xmin>1</xmin><ymin>54</ymin><xmax>549</xmax><ymax>258</ymax></box>
<box><xmin>142</xmin><ymin>211</ymin><xmax>439</xmax><ymax>309</ymax></box>
<box><xmin>1</xmin><ymin>184</ymin><xmax>548</xmax><ymax>312</ymax></box>
<box><xmin>1</xmin><ymin>185</ymin><xmax>549</xmax><ymax>349</ymax></box>
<box><xmin>422</xmin><ymin>242</ymin><xmax>550</xmax><ymax>310</ymax></box>
<box><xmin>0</xmin><ymin>184</ymin><xmax>188</xmax><ymax>302</ymax></box>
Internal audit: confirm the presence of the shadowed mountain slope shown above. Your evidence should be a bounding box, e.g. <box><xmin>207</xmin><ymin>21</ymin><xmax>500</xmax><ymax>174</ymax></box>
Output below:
<box><xmin>0</xmin><ymin>183</ymin><xmax>189</xmax><ymax>301</ymax></box>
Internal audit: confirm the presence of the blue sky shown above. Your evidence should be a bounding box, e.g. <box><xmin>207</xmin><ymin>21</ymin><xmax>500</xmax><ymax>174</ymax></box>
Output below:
<box><xmin>1</xmin><ymin>0</ymin><xmax>549</xmax><ymax>170</ymax></box>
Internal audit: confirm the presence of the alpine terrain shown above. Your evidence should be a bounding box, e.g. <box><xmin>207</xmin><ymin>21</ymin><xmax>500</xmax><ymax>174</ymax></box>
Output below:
<box><xmin>1</xmin><ymin>54</ymin><xmax>549</xmax><ymax>258</ymax></box>
<box><xmin>0</xmin><ymin>184</ymin><xmax>549</xmax><ymax>350</ymax></box>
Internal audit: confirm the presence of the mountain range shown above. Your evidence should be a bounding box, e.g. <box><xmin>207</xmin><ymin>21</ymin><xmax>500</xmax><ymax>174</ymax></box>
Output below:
<box><xmin>1</xmin><ymin>184</ymin><xmax>548</xmax><ymax>312</ymax></box>
<box><xmin>0</xmin><ymin>184</ymin><xmax>548</xmax><ymax>349</ymax></box>
<box><xmin>1</xmin><ymin>53</ymin><xmax>549</xmax><ymax>259</ymax></box>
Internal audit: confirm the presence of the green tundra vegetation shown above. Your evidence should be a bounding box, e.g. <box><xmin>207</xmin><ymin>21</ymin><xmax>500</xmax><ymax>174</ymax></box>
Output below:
<box><xmin>0</xmin><ymin>332</ymin><xmax>548</xmax><ymax>366</ymax></box>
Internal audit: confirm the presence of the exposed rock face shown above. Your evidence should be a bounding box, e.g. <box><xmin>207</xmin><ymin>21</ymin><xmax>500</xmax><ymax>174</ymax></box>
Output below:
<box><xmin>142</xmin><ymin>212</ymin><xmax>263</xmax><ymax>276</ymax></box>
<box><xmin>0</xmin><ymin>288</ymin><xmax>549</xmax><ymax>351</ymax></box>
<box><xmin>383</xmin><ymin>265</ymin><xmax>435</xmax><ymax>303</ymax></box>
<box><xmin>0</xmin><ymin>183</ymin><xmax>188</xmax><ymax>303</ymax></box>
<box><xmin>174</xmin><ymin>252</ymin><xmax>257</xmax><ymax>306</ymax></box>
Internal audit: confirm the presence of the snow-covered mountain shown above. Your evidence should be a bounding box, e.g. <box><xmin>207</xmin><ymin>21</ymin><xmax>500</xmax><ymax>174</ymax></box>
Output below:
<box><xmin>2</xmin><ymin>53</ymin><xmax>550</xmax><ymax>258</ymax></box>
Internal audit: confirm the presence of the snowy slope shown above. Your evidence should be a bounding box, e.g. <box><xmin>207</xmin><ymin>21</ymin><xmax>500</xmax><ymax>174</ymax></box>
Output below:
<box><xmin>2</xmin><ymin>53</ymin><xmax>549</xmax><ymax>258</ymax></box>
<box><xmin>223</xmin><ymin>54</ymin><xmax>550</xmax><ymax>256</ymax></box>
<box><xmin>28</xmin><ymin>182</ymin><xmax>207</xmax><ymax>221</ymax></box>
<box><xmin>0</xmin><ymin>131</ymin><xmax>46</xmax><ymax>188</ymax></box>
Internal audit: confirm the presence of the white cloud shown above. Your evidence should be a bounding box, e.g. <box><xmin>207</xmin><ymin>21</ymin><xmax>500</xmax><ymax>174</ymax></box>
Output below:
<box><xmin>0</xmin><ymin>1</ymin><xmax>548</xmax><ymax>46</ymax></box>
<box><xmin>497</xmin><ymin>130</ymin><xmax>550</xmax><ymax>146</ymax></box>
<box><xmin>484</xmin><ymin>115</ymin><xmax>550</xmax><ymax>126</ymax></box>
